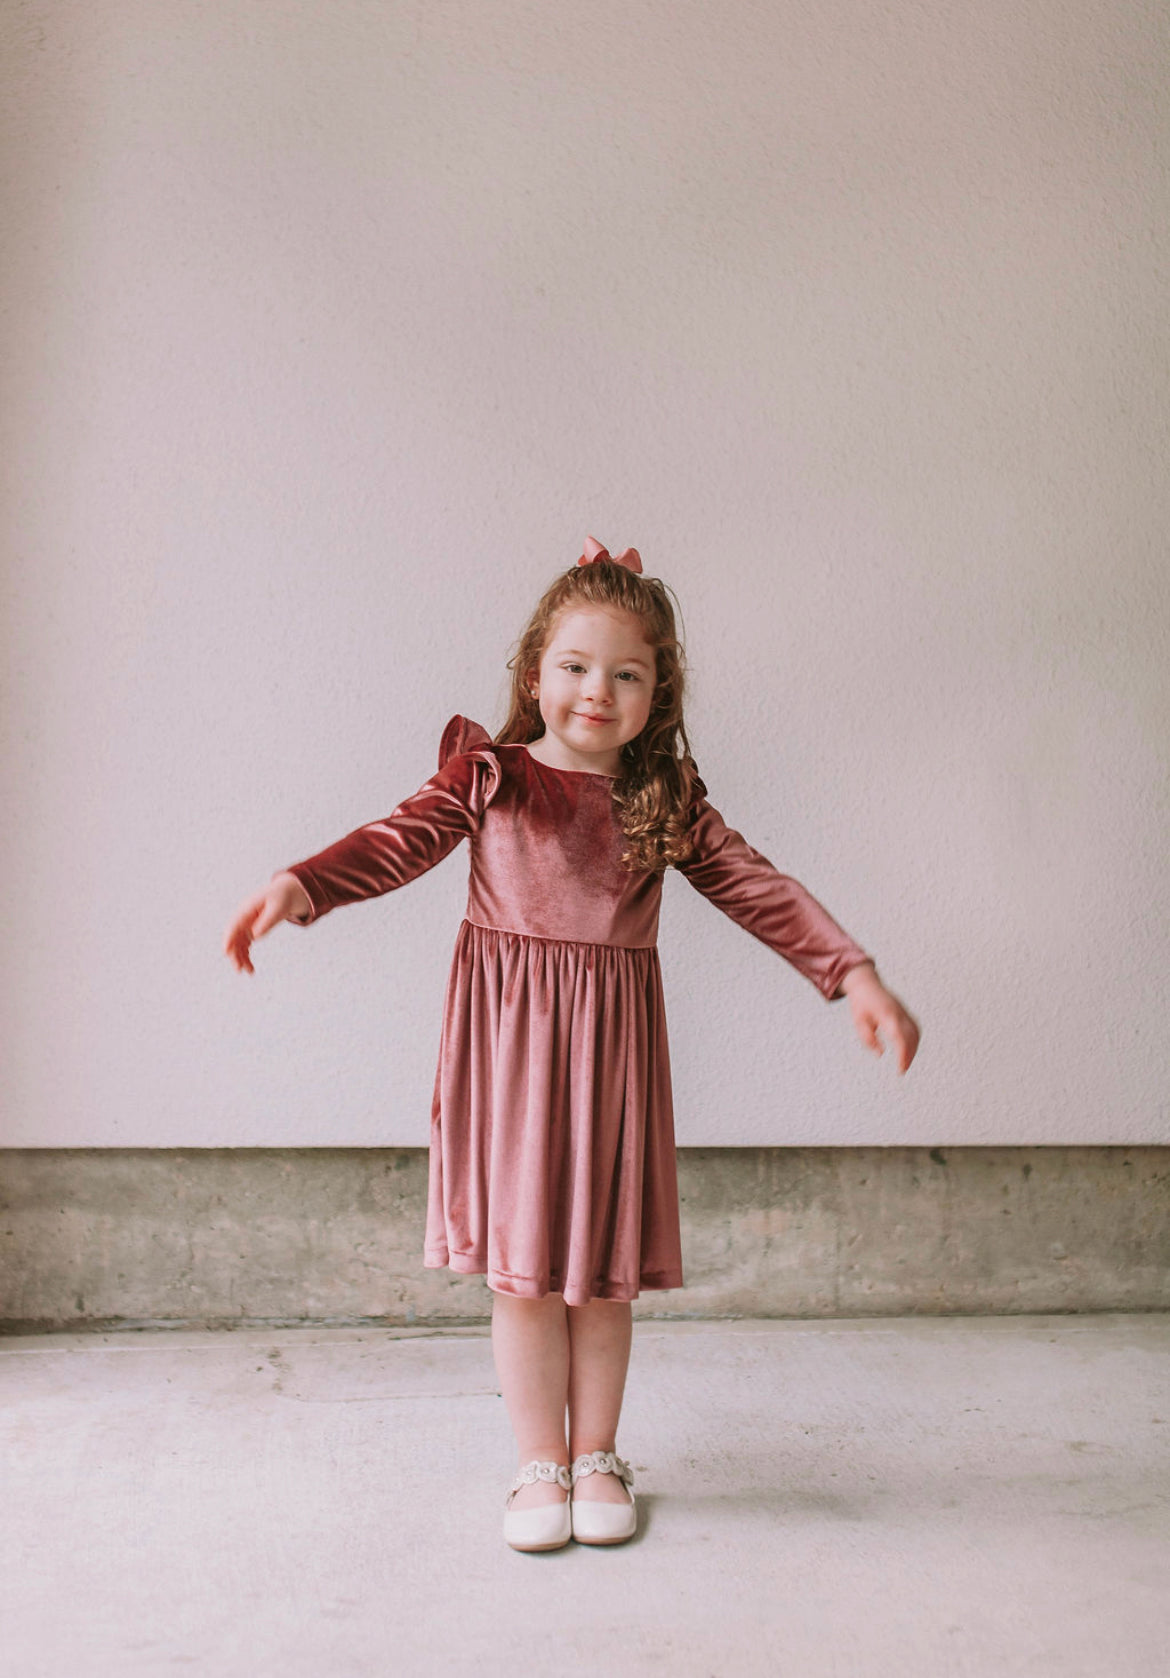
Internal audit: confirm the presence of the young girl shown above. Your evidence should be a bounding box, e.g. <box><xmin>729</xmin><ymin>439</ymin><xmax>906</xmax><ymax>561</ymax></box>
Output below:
<box><xmin>224</xmin><ymin>535</ymin><xmax>920</xmax><ymax>1554</ymax></box>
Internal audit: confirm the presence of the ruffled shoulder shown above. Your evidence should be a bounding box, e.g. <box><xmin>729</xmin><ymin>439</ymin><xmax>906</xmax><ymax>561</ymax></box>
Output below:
<box><xmin>435</xmin><ymin>714</ymin><xmax>504</xmax><ymax>821</ymax></box>
<box><xmin>438</xmin><ymin>713</ymin><xmax>494</xmax><ymax>769</ymax></box>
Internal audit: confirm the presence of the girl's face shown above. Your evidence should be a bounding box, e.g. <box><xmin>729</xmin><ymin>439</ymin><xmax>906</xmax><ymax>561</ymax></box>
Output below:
<box><xmin>529</xmin><ymin>606</ymin><xmax>657</xmax><ymax>772</ymax></box>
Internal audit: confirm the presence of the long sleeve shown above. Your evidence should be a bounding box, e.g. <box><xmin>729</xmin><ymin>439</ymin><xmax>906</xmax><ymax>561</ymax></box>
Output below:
<box><xmin>280</xmin><ymin>744</ymin><xmax>502</xmax><ymax>925</ymax></box>
<box><xmin>674</xmin><ymin>780</ymin><xmax>874</xmax><ymax>1001</ymax></box>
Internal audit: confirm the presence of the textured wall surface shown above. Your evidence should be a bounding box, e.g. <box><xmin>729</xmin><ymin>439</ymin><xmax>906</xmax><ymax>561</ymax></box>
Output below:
<box><xmin>1</xmin><ymin>2</ymin><xmax>1167</xmax><ymax>1146</ymax></box>
<box><xmin>2</xmin><ymin>1147</ymin><xmax>1166</xmax><ymax>1330</ymax></box>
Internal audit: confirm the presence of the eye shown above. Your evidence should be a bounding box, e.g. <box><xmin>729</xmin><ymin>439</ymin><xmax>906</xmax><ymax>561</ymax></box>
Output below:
<box><xmin>561</xmin><ymin>663</ymin><xmax>641</xmax><ymax>680</ymax></box>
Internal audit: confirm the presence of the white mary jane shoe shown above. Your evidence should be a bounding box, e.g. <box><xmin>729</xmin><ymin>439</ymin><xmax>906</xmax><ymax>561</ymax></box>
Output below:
<box><xmin>503</xmin><ymin>1460</ymin><xmax>573</xmax><ymax>1552</ymax></box>
<box><xmin>569</xmin><ymin>1449</ymin><xmax>637</xmax><ymax>1545</ymax></box>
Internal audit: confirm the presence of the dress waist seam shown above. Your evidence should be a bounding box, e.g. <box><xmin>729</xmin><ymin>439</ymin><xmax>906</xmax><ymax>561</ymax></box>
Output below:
<box><xmin>461</xmin><ymin>916</ymin><xmax>657</xmax><ymax>952</ymax></box>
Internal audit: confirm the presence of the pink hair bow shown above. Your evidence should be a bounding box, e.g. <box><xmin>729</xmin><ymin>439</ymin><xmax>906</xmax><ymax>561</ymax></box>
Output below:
<box><xmin>577</xmin><ymin>534</ymin><xmax>643</xmax><ymax>574</ymax></box>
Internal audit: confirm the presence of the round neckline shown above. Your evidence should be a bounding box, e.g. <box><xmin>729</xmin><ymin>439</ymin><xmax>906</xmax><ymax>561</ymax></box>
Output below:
<box><xmin>520</xmin><ymin>744</ymin><xmax>617</xmax><ymax>780</ymax></box>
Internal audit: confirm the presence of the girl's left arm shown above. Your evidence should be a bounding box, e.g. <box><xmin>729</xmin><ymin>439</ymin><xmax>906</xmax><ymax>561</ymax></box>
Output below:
<box><xmin>675</xmin><ymin>791</ymin><xmax>920</xmax><ymax>1072</ymax></box>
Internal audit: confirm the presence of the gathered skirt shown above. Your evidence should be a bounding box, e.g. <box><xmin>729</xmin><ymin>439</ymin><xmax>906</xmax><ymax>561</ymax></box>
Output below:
<box><xmin>423</xmin><ymin>919</ymin><xmax>684</xmax><ymax>1306</ymax></box>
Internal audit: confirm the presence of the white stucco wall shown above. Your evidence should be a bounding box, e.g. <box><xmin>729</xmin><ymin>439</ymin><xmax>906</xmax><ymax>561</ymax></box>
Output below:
<box><xmin>2</xmin><ymin>0</ymin><xmax>1166</xmax><ymax>1146</ymax></box>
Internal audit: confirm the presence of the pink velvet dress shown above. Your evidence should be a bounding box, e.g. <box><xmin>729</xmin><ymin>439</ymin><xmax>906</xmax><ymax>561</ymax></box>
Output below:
<box><xmin>283</xmin><ymin>714</ymin><xmax>872</xmax><ymax>1307</ymax></box>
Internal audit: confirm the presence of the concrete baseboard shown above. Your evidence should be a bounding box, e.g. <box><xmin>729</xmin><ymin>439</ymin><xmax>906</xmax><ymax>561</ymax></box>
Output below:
<box><xmin>1</xmin><ymin>1146</ymin><xmax>1166</xmax><ymax>1331</ymax></box>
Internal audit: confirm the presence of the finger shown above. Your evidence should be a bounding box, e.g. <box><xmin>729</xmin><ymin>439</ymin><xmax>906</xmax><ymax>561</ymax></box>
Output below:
<box><xmin>251</xmin><ymin>903</ymin><xmax>282</xmax><ymax>938</ymax></box>
<box><xmin>894</xmin><ymin>1019</ymin><xmax>920</xmax><ymax>1073</ymax></box>
<box><xmin>857</xmin><ymin>1015</ymin><xmax>882</xmax><ymax>1056</ymax></box>
<box><xmin>225</xmin><ymin>901</ymin><xmax>259</xmax><ymax>948</ymax></box>
<box><xmin>225</xmin><ymin>925</ymin><xmax>255</xmax><ymax>972</ymax></box>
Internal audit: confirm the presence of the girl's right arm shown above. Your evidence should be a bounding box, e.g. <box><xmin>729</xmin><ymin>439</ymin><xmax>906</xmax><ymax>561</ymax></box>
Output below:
<box><xmin>223</xmin><ymin>736</ymin><xmax>504</xmax><ymax>973</ymax></box>
<box><xmin>223</xmin><ymin>872</ymin><xmax>313</xmax><ymax>975</ymax></box>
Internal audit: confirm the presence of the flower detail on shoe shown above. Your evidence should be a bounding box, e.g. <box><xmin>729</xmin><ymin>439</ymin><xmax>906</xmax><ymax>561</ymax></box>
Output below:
<box><xmin>506</xmin><ymin>1459</ymin><xmax>573</xmax><ymax>1505</ymax></box>
<box><xmin>570</xmin><ymin>1449</ymin><xmax>635</xmax><ymax>1493</ymax></box>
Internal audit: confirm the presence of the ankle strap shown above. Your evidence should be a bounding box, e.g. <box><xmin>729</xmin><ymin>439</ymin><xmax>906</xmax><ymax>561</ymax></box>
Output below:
<box><xmin>507</xmin><ymin>1459</ymin><xmax>572</xmax><ymax>1504</ymax></box>
<box><xmin>570</xmin><ymin>1449</ymin><xmax>634</xmax><ymax>1489</ymax></box>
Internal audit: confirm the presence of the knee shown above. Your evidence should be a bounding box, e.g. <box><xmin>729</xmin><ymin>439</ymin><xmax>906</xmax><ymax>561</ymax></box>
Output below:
<box><xmin>490</xmin><ymin>1287</ymin><xmax>565</xmax><ymax>1309</ymax></box>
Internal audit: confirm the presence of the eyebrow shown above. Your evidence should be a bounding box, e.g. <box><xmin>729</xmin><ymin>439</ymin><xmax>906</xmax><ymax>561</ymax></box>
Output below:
<box><xmin>559</xmin><ymin>648</ymin><xmax>652</xmax><ymax>668</ymax></box>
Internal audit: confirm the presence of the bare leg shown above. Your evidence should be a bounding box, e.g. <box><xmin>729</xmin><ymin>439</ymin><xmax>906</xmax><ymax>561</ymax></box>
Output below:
<box><xmin>490</xmin><ymin>1290</ymin><xmax>570</xmax><ymax>1509</ymax></box>
<box><xmin>567</xmin><ymin>1298</ymin><xmax>634</xmax><ymax>1504</ymax></box>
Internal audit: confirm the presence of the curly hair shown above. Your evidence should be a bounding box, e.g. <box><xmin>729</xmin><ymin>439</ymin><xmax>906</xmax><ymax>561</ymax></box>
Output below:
<box><xmin>493</xmin><ymin>555</ymin><xmax>703</xmax><ymax>872</ymax></box>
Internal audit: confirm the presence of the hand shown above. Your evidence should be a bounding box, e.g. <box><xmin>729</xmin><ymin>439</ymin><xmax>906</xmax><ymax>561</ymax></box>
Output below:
<box><xmin>223</xmin><ymin>872</ymin><xmax>313</xmax><ymax>974</ymax></box>
<box><xmin>839</xmin><ymin>962</ymin><xmax>921</xmax><ymax>1074</ymax></box>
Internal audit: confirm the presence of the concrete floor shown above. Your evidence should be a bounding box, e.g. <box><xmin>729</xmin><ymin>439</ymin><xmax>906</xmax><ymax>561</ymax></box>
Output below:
<box><xmin>1</xmin><ymin>1314</ymin><xmax>1166</xmax><ymax>1678</ymax></box>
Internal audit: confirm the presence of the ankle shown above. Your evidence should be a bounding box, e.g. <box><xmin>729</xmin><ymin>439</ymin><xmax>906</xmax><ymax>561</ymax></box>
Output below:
<box><xmin>569</xmin><ymin>1438</ymin><xmax>617</xmax><ymax>1460</ymax></box>
<box><xmin>517</xmin><ymin>1443</ymin><xmax>568</xmax><ymax>1466</ymax></box>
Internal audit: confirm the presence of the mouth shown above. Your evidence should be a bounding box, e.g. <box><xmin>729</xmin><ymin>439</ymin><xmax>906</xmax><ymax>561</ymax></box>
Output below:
<box><xmin>578</xmin><ymin>714</ymin><xmax>613</xmax><ymax>724</ymax></box>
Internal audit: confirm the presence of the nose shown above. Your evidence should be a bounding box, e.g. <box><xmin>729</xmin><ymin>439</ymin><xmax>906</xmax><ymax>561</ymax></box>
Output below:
<box><xmin>583</xmin><ymin>676</ymin><xmax>614</xmax><ymax>706</ymax></box>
